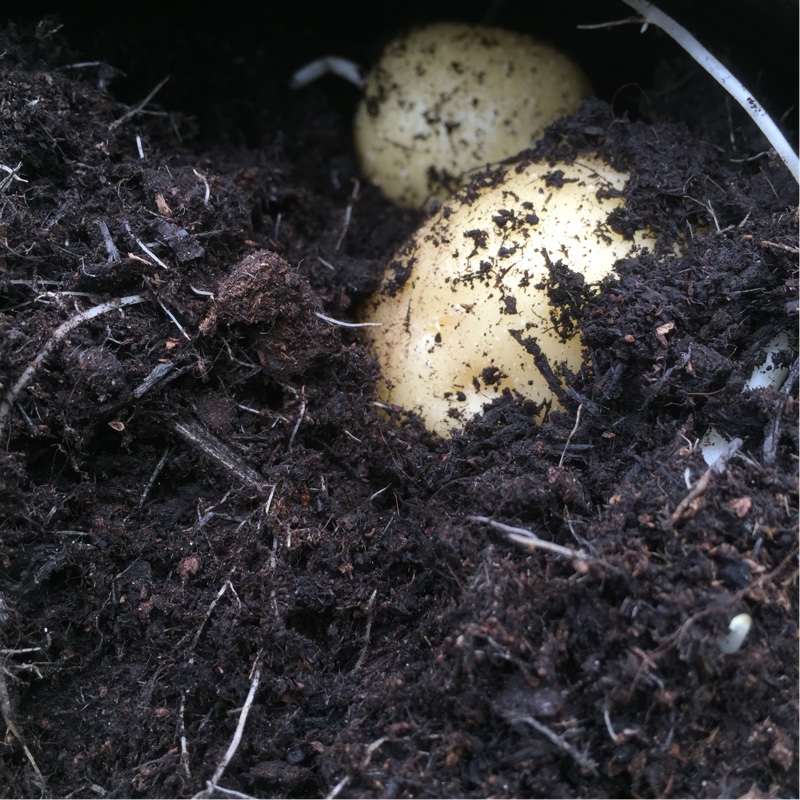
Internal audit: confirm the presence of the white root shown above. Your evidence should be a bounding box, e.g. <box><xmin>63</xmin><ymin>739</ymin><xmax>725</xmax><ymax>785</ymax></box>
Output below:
<box><xmin>620</xmin><ymin>0</ymin><xmax>799</xmax><ymax>184</ymax></box>
<box><xmin>314</xmin><ymin>311</ymin><xmax>381</xmax><ymax>328</ymax></box>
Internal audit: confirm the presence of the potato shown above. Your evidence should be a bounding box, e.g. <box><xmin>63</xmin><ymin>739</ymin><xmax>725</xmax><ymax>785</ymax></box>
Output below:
<box><xmin>362</xmin><ymin>155</ymin><xmax>659</xmax><ymax>437</ymax></box>
<box><xmin>353</xmin><ymin>22</ymin><xmax>591</xmax><ymax>209</ymax></box>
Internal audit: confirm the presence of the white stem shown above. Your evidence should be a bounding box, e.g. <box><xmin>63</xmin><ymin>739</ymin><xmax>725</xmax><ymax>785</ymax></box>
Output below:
<box><xmin>620</xmin><ymin>0</ymin><xmax>799</xmax><ymax>184</ymax></box>
<box><xmin>0</xmin><ymin>294</ymin><xmax>147</xmax><ymax>442</ymax></box>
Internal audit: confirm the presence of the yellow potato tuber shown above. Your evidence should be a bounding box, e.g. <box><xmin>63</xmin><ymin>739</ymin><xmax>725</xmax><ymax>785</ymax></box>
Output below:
<box><xmin>353</xmin><ymin>22</ymin><xmax>591</xmax><ymax>209</ymax></box>
<box><xmin>362</xmin><ymin>156</ymin><xmax>660</xmax><ymax>437</ymax></box>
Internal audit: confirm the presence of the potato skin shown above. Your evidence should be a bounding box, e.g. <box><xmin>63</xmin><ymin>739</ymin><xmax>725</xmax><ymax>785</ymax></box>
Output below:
<box><xmin>362</xmin><ymin>156</ymin><xmax>658</xmax><ymax>437</ymax></box>
<box><xmin>353</xmin><ymin>22</ymin><xmax>591</xmax><ymax>209</ymax></box>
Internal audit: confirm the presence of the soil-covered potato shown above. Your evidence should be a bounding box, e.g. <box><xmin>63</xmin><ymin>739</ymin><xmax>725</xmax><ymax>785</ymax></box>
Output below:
<box><xmin>353</xmin><ymin>22</ymin><xmax>591</xmax><ymax>208</ymax></box>
<box><xmin>363</xmin><ymin>156</ymin><xmax>660</xmax><ymax>436</ymax></box>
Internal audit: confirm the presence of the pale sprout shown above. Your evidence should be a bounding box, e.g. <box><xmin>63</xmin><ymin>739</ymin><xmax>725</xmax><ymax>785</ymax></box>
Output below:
<box><xmin>718</xmin><ymin>613</ymin><xmax>753</xmax><ymax>655</ymax></box>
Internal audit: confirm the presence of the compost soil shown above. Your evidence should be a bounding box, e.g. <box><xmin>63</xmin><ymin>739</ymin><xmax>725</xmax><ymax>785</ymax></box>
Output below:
<box><xmin>0</xmin><ymin>4</ymin><xmax>797</xmax><ymax>798</ymax></box>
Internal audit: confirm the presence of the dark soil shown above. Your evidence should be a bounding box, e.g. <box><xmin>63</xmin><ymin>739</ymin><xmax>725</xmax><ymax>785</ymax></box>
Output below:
<box><xmin>0</xmin><ymin>3</ymin><xmax>797</xmax><ymax>798</ymax></box>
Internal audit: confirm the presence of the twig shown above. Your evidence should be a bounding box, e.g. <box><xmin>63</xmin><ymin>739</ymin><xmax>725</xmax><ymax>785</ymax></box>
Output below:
<box><xmin>8</xmin><ymin>279</ymin><xmax>62</xmax><ymax>290</ymax></box>
<box><xmin>559</xmin><ymin>404</ymin><xmax>583</xmax><ymax>468</ymax></box>
<box><xmin>335</xmin><ymin>179</ymin><xmax>360</xmax><ymax>250</ymax></box>
<box><xmin>564</xmin><ymin>510</ymin><xmax>596</xmax><ymax>555</ymax></box>
<box><xmin>189</xmin><ymin>570</ymin><xmax>236</xmax><ymax>655</ymax></box>
<box><xmin>359</xmin><ymin>736</ymin><xmax>387</xmax><ymax>770</ymax></box>
<box><xmin>97</xmin><ymin>219</ymin><xmax>120</xmax><ymax>262</ymax></box>
<box><xmin>261</xmin><ymin>484</ymin><xmax>277</xmax><ymax>520</ymax></box>
<box><xmin>133</xmin><ymin>362</ymin><xmax>175</xmax><ymax>399</ymax></box>
<box><xmin>668</xmin><ymin>437</ymin><xmax>742</xmax><ymax>525</ymax></box>
<box><xmin>0</xmin><ymin>294</ymin><xmax>147</xmax><ymax>442</ymax></box>
<box><xmin>208</xmin><ymin>659</ymin><xmax>261</xmax><ymax>787</ymax></box>
<box><xmin>109</xmin><ymin>75</ymin><xmax>170</xmax><ymax>130</ymax></box>
<box><xmin>684</xmin><ymin>195</ymin><xmax>720</xmax><ymax>232</ymax></box>
<box><xmin>0</xmin><ymin>662</ymin><xmax>48</xmax><ymax>794</ymax></box>
<box><xmin>468</xmin><ymin>515</ymin><xmax>590</xmax><ymax>561</ymax></box>
<box><xmin>152</xmin><ymin>292</ymin><xmax>190</xmax><ymax>340</ymax></box>
<box><xmin>511</xmin><ymin>714</ymin><xmax>597</xmax><ymax>775</ymax></box>
<box><xmin>576</xmin><ymin>17</ymin><xmax>640</xmax><ymax>30</ymax></box>
<box><xmin>314</xmin><ymin>312</ymin><xmax>381</xmax><ymax>328</ymax></box>
<box><xmin>192</xmin><ymin>169</ymin><xmax>211</xmax><ymax>205</ymax></box>
<box><xmin>133</xmin><ymin>237</ymin><xmax>170</xmax><ymax>270</ymax></box>
<box><xmin>469</xmin><ymin>516</ymin><xmax>625</xmax><ymax>576</ymax></box>
<box><xmin>369</xmin><ymin>484</ymin><xmax>390</xmax><ymax>501</ymax></box>
<box><xmin>287</xmin><ymin>398</ymin><xmax>306</xmax><ymax>451</ymax></box>
<box><xmin>34</xmin><ymin>290</ymin><xmax>94</xmax><ymax>303</ymax></box>
<box><xmin>137</xmin><ymin>447</ymin><xmax>171</xmax><ymax>509</ymax></box>
<box><xmin>172</xmin><ymin>420</ymin><xmax>270</xmax><ymax>491</ymax></box>
<box><xmin>734</xmin><ymin>546</ymin><xmax>799</xmax><ymax>603</ymax></box>
<box><xmin>0</xmin><ymin>162</ymin><xmax>27</xmax><ymax>192</ymax></box>
<box><xmin>189</xmin><ymin>580</ymin><xmax>230</xmax><ymax>652</ymax></box>
<box><xmin>179</xmin><ymin>693</ymin><xmax>191</xmax><ymax>781</ymax></box>
<box><xmin>327</xmin><ymin>776</ymin><xmax>350</xmax><ymax>800</ymax></box>
<box><xmin>354</xmin><ymin>589</ymin><xmax>378</xmax><ymax>671</ymax></box>
<box><xmin>603</xmin><ymin>706</ymin><xmax>640</xmax><ymax>745</ymax></box>
<box><xmin>763</xmin><ymin>358</ymin><xmax>798</xmax><ymax>466</ymax></box>
<box><xmin>760</xmin><ymin>239</ymin><xmax>800</xmax><ymax>255</ymax></box>
<box><xmin>619</xmin><ymin>0</ymin><xmax>799</xmax><ymax>183</ymax></box>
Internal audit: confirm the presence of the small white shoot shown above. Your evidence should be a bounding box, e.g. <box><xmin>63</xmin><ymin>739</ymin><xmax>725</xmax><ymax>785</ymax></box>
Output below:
<box><xmin>718</xmin><ymin>612</ymin><xmax>752</xmax><ymax>654</ymax></box>
<box><xmin>290</xmin><ymin>56</ymin><xmax>365</xmax><ymax>90</ymax></box>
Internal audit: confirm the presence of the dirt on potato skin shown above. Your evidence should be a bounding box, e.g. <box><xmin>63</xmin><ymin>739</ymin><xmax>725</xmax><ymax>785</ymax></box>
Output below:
<box><xmin>0</xmin><ymin>9</ymin><xmax>797</xmax><ymax>800</ymax></box>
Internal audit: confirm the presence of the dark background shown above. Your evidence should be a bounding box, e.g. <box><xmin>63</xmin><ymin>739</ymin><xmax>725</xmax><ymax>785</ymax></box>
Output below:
<box><xmin>3</xmin><ymin>0</ymin><xmax>797</xmax><ymax>152</ymax></box>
